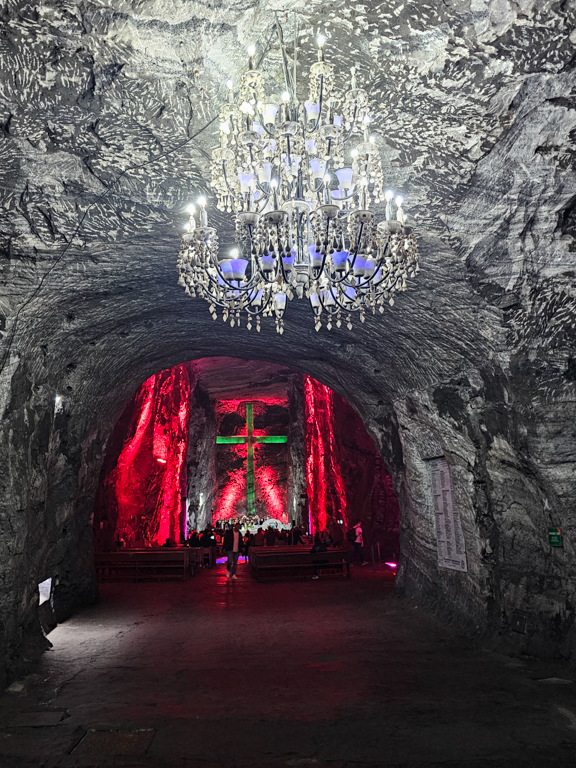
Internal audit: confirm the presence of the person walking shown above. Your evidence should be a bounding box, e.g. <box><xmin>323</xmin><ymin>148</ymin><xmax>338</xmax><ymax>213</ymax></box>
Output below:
<box><xmin>348</xmin><ymin>522</ymin><xmax>367</xmax><ymax>565</ymax></box>
<box><xmin>223</xmin><ymin>523</ymin><xmax>244</xmax><ymax>580</ymax></box>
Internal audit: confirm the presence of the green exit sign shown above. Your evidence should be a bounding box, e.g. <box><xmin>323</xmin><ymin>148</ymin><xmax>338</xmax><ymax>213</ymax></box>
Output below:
<box><xmin>548</xmin><ymin>528</ymin><xmax>563</xmax><ymax>548</ymax></box>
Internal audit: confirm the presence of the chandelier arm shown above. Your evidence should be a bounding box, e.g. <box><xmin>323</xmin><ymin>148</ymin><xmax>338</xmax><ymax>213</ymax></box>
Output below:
<box><xmin>312</xmin><ymin>220</ymin><xmax>366</xmax><ymax>287</ymax></box>
<box><xmin>246</xmin><ymin>226</ymin><xmax>282</xmax><ymax>285</ymax></box>
<box><xmin>245</xmin><ymin>290</ymin><xmax>275</xmax><ymax>315</ymax></box>
<box><xmin>329</xmin><ymin>190</ymin><xmax>357</xmax><ymax>204</ymax></box>
<box><xmin>221</xmin><ymin>163</ymin><xmax>243</xmax><ymax>204</ymax></box>
<box><xmin>304</xmin><ymin>75</ymin><xmax>325</xmax><ymax>135</ymax></box>
<box><xmin>204</xmin><ymin>262</ymin><xmax>261</xmax><ymax>294</ymax></box>
<box><xmin>340</xmin><ymin>104</ymin><xmax>359</xmax><ymax>144</ymax></box>
<box><xmin>252</xmin><ymin>103</ymin><xmax>276</xmax><ymax>138</ymax></box>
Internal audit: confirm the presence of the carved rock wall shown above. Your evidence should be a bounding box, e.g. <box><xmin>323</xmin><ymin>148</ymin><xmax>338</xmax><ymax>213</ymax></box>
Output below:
<box><xmin>0</xmin><ymin>0</ymin><xmax>575</xmax><ymax>683</ymax></box>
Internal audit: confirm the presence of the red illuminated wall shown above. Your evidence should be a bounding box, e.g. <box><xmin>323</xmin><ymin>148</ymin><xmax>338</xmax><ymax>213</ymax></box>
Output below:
<box><xmin>304</xmin><ymin>377</ymin><xmax>348</xmax><ymax>532</ymax></box>
<box><xmin>93</xmin><ymin>364</ymin><xmax>191</xmax><ymax>549</ymax></box>
<box><xmin>304</xmin><ymin>375</ymin><xmax>400</xmax><ymax>558</ymax></box>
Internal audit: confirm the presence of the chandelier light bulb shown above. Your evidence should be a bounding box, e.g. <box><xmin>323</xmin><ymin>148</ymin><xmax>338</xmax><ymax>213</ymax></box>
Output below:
<box><xmin>226</xmin><ymin>79</ymin><xmax>233</xmax><ymax>89</ymax></box>
<box><xmin>317</xmin><ymin>34</ymin><xmax>326</xmax><ymax>48</ymax></box>
<box><xmin>363</xmin><ymin>114</ymin><xmax>371</xmax><ymax>124</ymax></box>
<box><xmin>230</xmin><ymin>247</ymin><xmax>239</xmax><ymax>258</ymax></box>
<box><xmin>323</xmin><ymin>173</ymin><xmax>331</xmax><ymax>185</ymax></box>
<box><xmin>197</xmin><ymin>196</ymin><xmax>206</xmax><ymax>207</ymax></box>
<box><xmin>369</xmin><ymin>135</ymin><xmax>376</xmax><ymax>144</ymax></box>
<box><xmin>395</xmin><ymin>195</ymin><xmax>404</xmax><ymax>206</ymax></box>
<box><xmin>351</xmin><ymin>148</ymin><xmax>359</xmax><ymax>158</ymax></box>
<box><xmin>247</xmin><ymin>44</ymin><xmax>256</xmax><ymax>56</ymax></box>
<box><xmin>186</xmin><ymin>203</ymin><xmax>196</xmax><ymax>214</ymax></box>
<box><xmin>270</xmin><ymin>178</ymin><xmax>279</xmax><ymax>189</ymax></box>
<box><xmin>385</xmin><ymin>190</ymin><xmax>394</xmax><ymax>201</ymax></box>
<box><xmin>281</xmin><ymin>90</ymin><xmax>291</xmax><ymax>102</ymax></box>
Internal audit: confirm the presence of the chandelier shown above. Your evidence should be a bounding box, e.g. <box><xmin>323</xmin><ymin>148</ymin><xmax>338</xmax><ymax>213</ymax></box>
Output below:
<box><xmin>177</xmin><ymin>31</ymin><xmax>420</xmax><ymax>334</ymax></box>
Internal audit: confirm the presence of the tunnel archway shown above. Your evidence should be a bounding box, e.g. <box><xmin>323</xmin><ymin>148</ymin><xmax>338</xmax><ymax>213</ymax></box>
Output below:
<box><xmin>91</xmin><ymin>356</ymin><xmax>401</xmax><ymax>569</ymax></box>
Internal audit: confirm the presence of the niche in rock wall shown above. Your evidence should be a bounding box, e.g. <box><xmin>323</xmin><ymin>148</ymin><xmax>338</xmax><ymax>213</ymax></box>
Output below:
<box><xmin>214</xmin><ymin>399</ymin><xmax>291</xmax><ymax>525</ymax></box>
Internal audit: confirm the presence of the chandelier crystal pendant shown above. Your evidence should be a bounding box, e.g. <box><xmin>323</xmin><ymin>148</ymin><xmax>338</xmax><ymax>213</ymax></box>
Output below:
<box><xmin>177</xmin><ymin>33</ymin><xmax>420</xmax><ymax>334</ymax></box>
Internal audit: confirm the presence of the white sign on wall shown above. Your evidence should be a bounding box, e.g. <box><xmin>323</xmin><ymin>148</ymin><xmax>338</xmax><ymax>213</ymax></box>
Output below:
<box><xmin>428</xmin><ymin>457</ymin><xmax>467</xmax><ymax>572</ymax></box>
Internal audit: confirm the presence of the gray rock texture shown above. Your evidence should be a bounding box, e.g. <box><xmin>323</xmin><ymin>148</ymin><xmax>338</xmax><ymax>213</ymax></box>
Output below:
<box><xmin>0</xmin><ymin>0</ymin><xmax>575</xmax><ymax>682</ymax></box>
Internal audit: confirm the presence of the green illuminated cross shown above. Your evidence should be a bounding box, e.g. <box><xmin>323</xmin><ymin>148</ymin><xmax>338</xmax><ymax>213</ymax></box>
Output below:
<box><xmin>216</xmin><ymin>403</ymin><xmax>288</xmax><ymax>516</ymax></box>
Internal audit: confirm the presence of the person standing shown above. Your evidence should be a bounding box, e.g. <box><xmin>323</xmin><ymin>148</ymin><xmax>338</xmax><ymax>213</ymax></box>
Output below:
<box><xmin>349</xmin><ymin>522</ymin><xmax>367</xmax><ymax>565</ymax></box>
<box><xmin>223</xmin><ymin>523</ymin><xmax>244</xmax><ymax>580</ymax></box>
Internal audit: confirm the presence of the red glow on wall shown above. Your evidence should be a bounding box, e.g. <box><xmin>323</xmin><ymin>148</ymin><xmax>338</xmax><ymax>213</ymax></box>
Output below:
<box><xmin>256</xmin><ymin>465</ymin><xmax>286</xmax><ymax>521</ymax></box>
<box><xmin>97</xmin><ymin>364</ymin><xmax>191</xmax><ymax>548</ymax></box>
<box><xmin>216</xmin><ymin>468</ymin><xmax>245</xmax><ymax>520</ymax></box>
<box><xmin>304</xmin><ymin>376</ymin><xmax>348</xmax><ymax>533</ymax></box>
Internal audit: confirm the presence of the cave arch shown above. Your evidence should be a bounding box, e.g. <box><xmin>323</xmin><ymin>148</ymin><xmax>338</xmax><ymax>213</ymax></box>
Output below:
<box><xmin>91</xmin><ymin>355</ymin><xmax>401</xmax><ymax>565</ymax></box>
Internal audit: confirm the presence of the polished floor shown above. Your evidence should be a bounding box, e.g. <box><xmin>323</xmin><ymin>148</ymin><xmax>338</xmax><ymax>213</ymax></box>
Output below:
<box><xmin>1</xmin><ymin>562</ymin><xmax>576</xmax><ymax>767</ymax></box>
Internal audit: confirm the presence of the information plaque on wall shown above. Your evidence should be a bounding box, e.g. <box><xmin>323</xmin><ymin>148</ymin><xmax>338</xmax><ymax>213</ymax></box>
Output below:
<box><xmin>429</xmin><ymin>457</ymin><xmax>467</xmax><ymax>572</ymax></box>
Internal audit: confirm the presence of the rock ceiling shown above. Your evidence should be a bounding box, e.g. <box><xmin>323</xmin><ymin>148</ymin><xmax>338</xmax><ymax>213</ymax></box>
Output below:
<box><xmin>0</xmin><ymin>0</ymin><xmax>574</xmax><ymax>405</ymax></box>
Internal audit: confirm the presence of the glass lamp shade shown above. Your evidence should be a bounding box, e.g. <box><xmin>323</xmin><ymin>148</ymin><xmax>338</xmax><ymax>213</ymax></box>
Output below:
<box><xmin>308</xmin><ymin>244</ymin><xmax>323</xmax><ymax>267</ymax></box>
<box><xmin>219</xmin><ymin>260</ymin><xmax>233</xmax><ymax>278</ymax></box>
<box><xmin>238</xmin><ymin>172</ymin><xmax>255</xmax><ymax>193</ymax></box>
<box><xmin>322</xmin><ymin>289</ymin><xmax>336</xmax><ymax>306</ymax></box>
<box><xmin>250</xmin><ymin>288</ymin><xmax>264</xmax><ymax>306</ymax></box>
<box><xmin>364</xmin><ymin>257</ymin><xmax>377</xmax><ymax>277</ymax></box>
<box><xmin>309</xmin><ymin>158</ymin><xmax>326</xmax><ymax>180</ymax></box>
<box><xmin>260</xmin><ymin>254</ymin><xmax>275</xmax><ymax>272</ymax></box>
<box><xmin>252</xmin><ymin>121</ymin><xmax>264</xmax><ymax>135</ymax></box>
<box><xmin>353</xmin><ymin>256</ymin><xmax>366</xmax><ymax>276</ymax></box>
<box><xmin>262</xmin><ymin>103</ymin><xmax>279</xmax><ymax>124</ymax></box>
<box><xmin>342</xmin><ymin>286</ymin><xmax>356</xmax><ymax>303</ymax></box>
<box><xmin>274</xmin><ymin>292</ymin><xmax>287</xmax><ymax>311</ymax></box>
<box><xmin>335</xmin><ymin>167</ymin><xmax>354</xmax><ymax>191</ymax></box>
<box><xmin>304</xmin><ymin>101</ymin><xmax>320</xmax><ymax>120</ymax></box>
<box><xmin>333</xmin><ymin>115</ymin><xmax>343</xmax><ymax>127</ymax></box>
<box><xmin>282</xmin><ymin>254</ymin><xmax>295</xmax><ymax>272</ymax></box>
<box><xmin>309</xmin><ymin>292</ymin><xmax>321</xmax><ymax>309</ymax></box>
<box><xmin>229</xmin><ymin>258</ymin><xmax>249</xmax><ymax>280</ymax></box>
<box><xmin>332</xmin><ymin>250</ymin><xmax>348</xmax><ymax>269</ymax></box>
<box><xmin>257</xmin><ymin>162</ymin><xmax>273</xmax><ymax>184</ymax></box>
<box><xmin>306</xmin><ymin>138</ymin><xmax>317</xmax><ymax>154</ymax></box>
<box><xmin>331</xmin><ymin>190</ymin><xmax>345</xmax><ymax>200</ymax></box>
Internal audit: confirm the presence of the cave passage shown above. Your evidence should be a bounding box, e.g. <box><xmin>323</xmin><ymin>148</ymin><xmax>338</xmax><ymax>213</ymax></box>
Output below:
<box><xmin>93</xmin><ymin>357</ymin><xmax>400</xmax><ymax>564</ymax></box>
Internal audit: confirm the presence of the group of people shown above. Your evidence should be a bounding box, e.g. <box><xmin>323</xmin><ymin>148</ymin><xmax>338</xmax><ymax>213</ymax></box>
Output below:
<box><xmin>160</xmin><ymin>519</ymin><xmax>368</xmax><ymax>577</ymax></box>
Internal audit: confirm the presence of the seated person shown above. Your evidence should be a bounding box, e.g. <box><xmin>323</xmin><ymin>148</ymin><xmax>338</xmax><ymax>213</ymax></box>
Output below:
<box><xmin>253</xmin><ymin>527</ymin><xmax>265</xmax><ymax>547</ymax></box>
<box><xmin>310</xmin><ymin>532</ymin><xmax>328</xmax><ymax>579</ymax></box>
<box><xmin>188</xmin><ymin>531</ymin><xmax>201</xmax><ymax>548</ymax></box>
<box><xmin>265</xmin><ymin>526</ymin><xmax>277</xmax><ymax>547</ymax></box>
<box><xmin>200</xmin><ymin>529</ymin><xmax>216</xmax><ymax>547</ymax></box>
<box><xmin>310</xmin><ymin>532</ymin><xmax>328</xmax><ymax>553</ymax></box>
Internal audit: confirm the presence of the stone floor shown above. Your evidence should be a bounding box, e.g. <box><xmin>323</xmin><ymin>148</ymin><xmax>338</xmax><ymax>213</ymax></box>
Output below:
<box><xmin>1</xmin><ymin>562</ymin><xmax>576</xmax><ymax>767</ymax></box>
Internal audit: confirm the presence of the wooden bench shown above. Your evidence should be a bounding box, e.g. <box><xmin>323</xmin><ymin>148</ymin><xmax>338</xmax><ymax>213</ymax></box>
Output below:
<box><xmin>249</xmin><ymin>547</ymin><xmax>350</xmax><ymax>582</ymax></box>
<box><xmin>95</xmin><ymin>548</ymin><xmax>193</xmax><ymax>582</ymax></box>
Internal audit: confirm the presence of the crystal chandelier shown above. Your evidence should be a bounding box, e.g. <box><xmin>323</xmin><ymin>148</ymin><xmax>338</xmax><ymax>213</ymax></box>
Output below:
<box><xmin>177</xmin><ymin>32</ymin><xmax>420</xmax><ymax>334</ymax></box>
